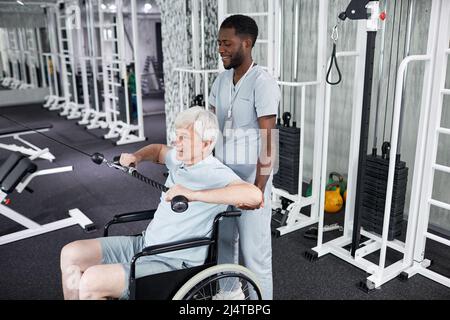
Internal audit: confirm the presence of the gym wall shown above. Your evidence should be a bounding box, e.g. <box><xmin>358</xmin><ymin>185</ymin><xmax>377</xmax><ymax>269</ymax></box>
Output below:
<box><xmin>156</xmin><ymin>0</ymin><xmax>218</xmax><ymax>146</ymax></box>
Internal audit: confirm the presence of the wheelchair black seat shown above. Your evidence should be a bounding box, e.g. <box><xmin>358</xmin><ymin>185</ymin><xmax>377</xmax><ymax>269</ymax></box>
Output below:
<box><xmin>104</xmin><ymin>210</ymin><xmax>263</xmax><ymax>300</ymax></box>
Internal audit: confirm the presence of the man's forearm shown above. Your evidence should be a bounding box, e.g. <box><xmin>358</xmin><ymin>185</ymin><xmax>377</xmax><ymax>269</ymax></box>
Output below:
<box><xmin>133</xmin><ymin>144</ymin><xmax>165</xmax><ymax>164</ymax></box>
<box><xmin>193</xmin><ymin>183</ymin><xmax>262</xmax><ymax>207</ymax></box>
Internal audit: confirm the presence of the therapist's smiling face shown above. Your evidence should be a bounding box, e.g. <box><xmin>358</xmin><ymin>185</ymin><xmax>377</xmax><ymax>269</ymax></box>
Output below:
<box><xmin>218</xmin><ymin>27</ymin><xmax>245</xmax><ymax>70</ymax></box>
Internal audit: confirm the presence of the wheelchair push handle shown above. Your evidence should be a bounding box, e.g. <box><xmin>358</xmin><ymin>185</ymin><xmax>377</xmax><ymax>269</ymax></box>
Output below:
<box><xmin>91</xmin><ymin>153</ymin><xmax>189</xmax><ymax>213</ymax></box>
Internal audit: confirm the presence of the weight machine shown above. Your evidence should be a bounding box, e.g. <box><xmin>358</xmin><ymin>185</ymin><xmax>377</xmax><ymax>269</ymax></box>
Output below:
<box><xmin>270</xmin><ymin>0</ymin><xmax>327</xmax><ymax>236</ymax></box>
<box><xmin>306</xmin><ymin>0</ymin><xmax>445</xmax><ymax>291</ymax></box>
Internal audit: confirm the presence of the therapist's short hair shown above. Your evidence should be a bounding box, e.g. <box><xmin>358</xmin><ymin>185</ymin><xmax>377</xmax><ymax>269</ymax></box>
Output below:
<box><xmin>220</xmin><ymin>14</ymin><xmax>258</xmax><ymax>47</ymax></box>
<box><xmin>175</xmin><ymin>107</ymin><xmax>219</xmax><ymax>149</ymax></box>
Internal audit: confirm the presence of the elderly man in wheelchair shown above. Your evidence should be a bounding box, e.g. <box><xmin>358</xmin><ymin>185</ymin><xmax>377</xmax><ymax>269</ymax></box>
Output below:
<box><xmin>60</xmin><ymin>107</ymin><xmax>264</xmax><ymax>300</ymax></box>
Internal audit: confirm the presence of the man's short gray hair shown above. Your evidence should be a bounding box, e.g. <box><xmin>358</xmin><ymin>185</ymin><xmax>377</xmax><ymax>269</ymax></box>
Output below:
<box><xmin>174</xmin><ymin>106</ymin><xmax>219</xmax><ymax>149</ymax></box>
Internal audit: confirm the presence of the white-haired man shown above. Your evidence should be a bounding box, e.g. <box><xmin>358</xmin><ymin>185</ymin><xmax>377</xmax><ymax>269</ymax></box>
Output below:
<box><xmin>60</xmin><ymin>107</ymin><xmax>263</xmax><ymax>300</ymax></box>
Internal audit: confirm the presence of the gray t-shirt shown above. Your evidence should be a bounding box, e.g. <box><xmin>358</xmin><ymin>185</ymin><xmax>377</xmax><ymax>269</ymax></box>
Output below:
<box><xmin>209</xmin><ymin>65</ymin><xmax>281</xmax><ymax>182</ymax></box>
<box><xmin>144</xmin><ymin>148</ymin><xmax>241</xmax><ymax>266</ymax></box>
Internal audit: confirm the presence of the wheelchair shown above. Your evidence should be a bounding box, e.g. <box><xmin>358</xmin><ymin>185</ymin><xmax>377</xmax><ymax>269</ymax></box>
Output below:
<box><xmin>104</xmin><ymin>209</ymin><xmax>263</xmax><ymax>300</ymax></box>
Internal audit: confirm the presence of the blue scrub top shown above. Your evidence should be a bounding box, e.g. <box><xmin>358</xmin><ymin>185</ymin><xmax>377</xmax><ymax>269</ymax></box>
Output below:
<box><xmin>209</xmin><ymin>65</ymin><xmax>281</xmax><ymax>182</ymax></box>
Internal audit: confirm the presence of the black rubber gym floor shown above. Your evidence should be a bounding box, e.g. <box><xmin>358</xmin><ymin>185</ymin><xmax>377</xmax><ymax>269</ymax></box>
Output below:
<box><xmin>0</xmin><ymin>103</ymin><xmax>449</xmax><ymax>300</ymax></box>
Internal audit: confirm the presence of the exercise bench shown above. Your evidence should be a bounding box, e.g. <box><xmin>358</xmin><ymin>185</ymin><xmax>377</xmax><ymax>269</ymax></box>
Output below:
<box><xmin>0</xmin><ymin>151</ymin><xmax>95</xmax><ymax>246</ymax></box>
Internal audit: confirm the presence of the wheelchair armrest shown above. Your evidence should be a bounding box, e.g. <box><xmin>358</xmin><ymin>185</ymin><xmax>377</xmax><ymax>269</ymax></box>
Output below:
<box><xmin>129</xmin><ymin>237</ymin><xmax>213</xmax><ymax>280</ymax></box>
<box><xmin>104</xmin><ymin>209</ymin><xmax>156</xmax><ymax>237</ymax></box>
<box><xmin>141</xmin><ymin>237</ymin><xmax>213</xmax><ymax>256</ymax></box>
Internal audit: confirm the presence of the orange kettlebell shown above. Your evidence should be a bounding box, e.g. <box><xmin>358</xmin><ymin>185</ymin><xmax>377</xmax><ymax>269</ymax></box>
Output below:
<box><xmin>325</xmin><ymin>182</ymin><xmax>344</xmax><ymax>213</ymax></box>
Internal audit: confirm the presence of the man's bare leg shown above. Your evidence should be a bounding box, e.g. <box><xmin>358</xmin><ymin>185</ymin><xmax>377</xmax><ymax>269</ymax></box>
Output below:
<box><xmin>78</xmin><ymin>264</ymin><xmax>126</xmax><ymax>300</ymax></box>
<box><xmin>60</xmin><ymin>239</ymin><xmax>103</xmax><ymax>300</ymax></box>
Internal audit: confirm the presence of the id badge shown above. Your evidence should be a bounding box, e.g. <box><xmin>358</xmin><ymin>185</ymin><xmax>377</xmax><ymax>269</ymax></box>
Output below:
<box><xmin>223</xmin><ymin>118</ymin><xmax>233</xmax><ymax>137</ymax></box>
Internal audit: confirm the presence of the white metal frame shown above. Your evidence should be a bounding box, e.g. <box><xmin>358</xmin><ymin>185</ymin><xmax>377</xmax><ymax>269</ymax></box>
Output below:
<box><xmin>174</xmin><ymin>67</ymin><xmax>219</xmax><ymax>112</ymax></box>
<box><xmin>5</xmin><ymin>29</ymin><xmax>23</xmax><ymax>89</ymax></box>
<box><xmin>78</xmin><ymin>0</ymin><xmax>103</xmax><ymax>127</ymax></box>
<box><xmin>0</xmin><ymin>28</ymin><xmax>11</xmax><ymax>84</ymax></box>
<box><xmin>21</xmin><ymin>28</ymin><xmax>40</xmax><ymax>89</ymax></box>
<box><xmin>0</xmin><ymin>165</ymin><xmax>93</xmax><ymax>246</ymax></box>
<box><xmin>0</xmin><ymin>128</ymin><xmax>55</xmax><ymax>162</ymax></box>
<box><xmin>42</xmin><ymin>52</ymin><xmax>64</xmax><ymax>109</ymax></box>
<box><xmin>403</xmin><ymin>0</ymin><xmax>450</xmax><ymax>288</ymax></box>
<box><xmin>47</xmin><ymin>2</ymin><xmax>77</xmax><ymax>113</ymax></box>
<box><xmin>57</xmin><ymin>1</ymin><xmax>84</xmax><ymax>118</ymax></box>
<box><xmin>43</xmin><ymin>4</ymin><xmax>66</xmax><ymax>109</ymax></box>
<box><xmin>311</xmin><ymin>0</ymin><xmax>442</xmax><ymax>290</ymax></box>
<box><xmin>271</xmin><ymin>0</ymin><xmax>328</xmax><ymax>236</ymax></box>
<box><xmin>65</xmin><ymin>2</ymin><xmax>90</xmax><ymax>121</ymax></box>
<box><xmin>98</xmin><ymin>0</ymin><xmax>146</xmax><ymax>145</ymax></box>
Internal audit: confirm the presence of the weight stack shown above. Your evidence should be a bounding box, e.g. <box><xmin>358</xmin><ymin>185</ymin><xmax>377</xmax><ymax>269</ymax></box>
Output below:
<box><xmin>273</xmin><ymin>124</ymin><xmax>300</xmax><ymax>194</ymax></box>
<box><xmin>361</xmin><ymin>154</ymin><xmax>408</xmax><ymax>240</ymax></box>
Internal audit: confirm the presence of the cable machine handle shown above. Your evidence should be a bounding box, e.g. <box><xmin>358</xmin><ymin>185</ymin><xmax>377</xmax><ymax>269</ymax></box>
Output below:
<box><xmin>91</xmin><ymin>153</ymin><xmax>188</xmax><ymax>213</ymax></box>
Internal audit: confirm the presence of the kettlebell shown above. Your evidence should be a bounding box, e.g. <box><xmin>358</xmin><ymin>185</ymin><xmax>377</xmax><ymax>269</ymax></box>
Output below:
<box><xmin>327</xmin><ymin>172</ymin><xmax>347</xmax><ymax>199</ymax></box>
<box><xmin>325</xmin><ymin>182</ymin><xmax>344</xmax><ymax>213</ymax></box>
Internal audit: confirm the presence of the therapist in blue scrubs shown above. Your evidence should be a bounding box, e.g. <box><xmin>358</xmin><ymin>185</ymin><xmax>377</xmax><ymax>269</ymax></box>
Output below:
<box><xmin>209</xmin><ymin>14</ymin><xmax>281</xmax><ymax>300</ymax></box>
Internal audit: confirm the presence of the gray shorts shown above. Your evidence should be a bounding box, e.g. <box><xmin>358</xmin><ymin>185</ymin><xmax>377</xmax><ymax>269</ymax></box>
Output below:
<box><xmin>98</xmin><ymin>234</ymin><xmax>186</xmax><ymax>299</ymax></box>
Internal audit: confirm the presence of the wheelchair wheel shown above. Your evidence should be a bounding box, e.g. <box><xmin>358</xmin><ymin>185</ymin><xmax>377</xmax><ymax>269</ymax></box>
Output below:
<box><xmin>172</xmin><ymin>264</ymin><xmax>262</xmax><ymax>300</ymax></box>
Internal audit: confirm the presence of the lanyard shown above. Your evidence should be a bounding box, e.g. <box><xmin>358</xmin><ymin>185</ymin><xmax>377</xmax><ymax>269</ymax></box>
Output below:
<box><xmin>227</xmin><ymin>61</ymin><xmax>255</xmax><ymax>119</ymax></box>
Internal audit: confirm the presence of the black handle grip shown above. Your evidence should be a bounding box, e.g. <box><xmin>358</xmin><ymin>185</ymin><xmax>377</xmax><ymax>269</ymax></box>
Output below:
<box><xmin>171</xmin><ymin>195</ymin><xmax>189</xmax><ymax>213</ymax></box>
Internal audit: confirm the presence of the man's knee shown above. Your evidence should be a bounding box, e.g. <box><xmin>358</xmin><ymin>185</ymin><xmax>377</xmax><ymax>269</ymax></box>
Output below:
<box><xmin>60</xmin><ymin>241</ymin><xmax>83</xmax><ymax>270</ymax></box>
<box><xmin>60</xmin><ymin>240</ymin><xmax>101</xmax><ymax>272</ymax></box>
<box><xmin>78</xmin><ymin>266</ymin><xmax>104</xmax><ymax>300</ymax></box>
